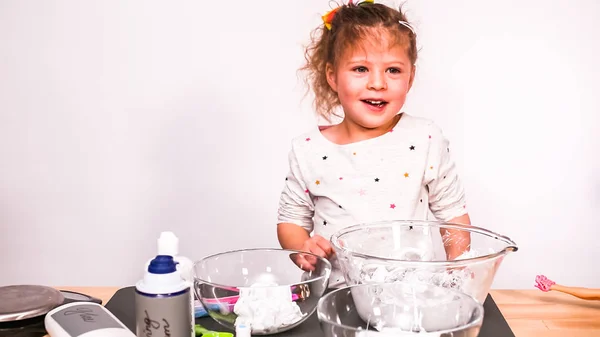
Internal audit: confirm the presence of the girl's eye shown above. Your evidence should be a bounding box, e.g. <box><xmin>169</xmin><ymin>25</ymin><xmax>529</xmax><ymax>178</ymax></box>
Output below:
<box><xmin>353</xmin><ymin>66</ymin><xmax>368</xmax><ymax>73</ymax></box>
<box><xmin>387</xmin><ymin>68</ymin><xmax>401</xmax><ymax>74</ymax></box>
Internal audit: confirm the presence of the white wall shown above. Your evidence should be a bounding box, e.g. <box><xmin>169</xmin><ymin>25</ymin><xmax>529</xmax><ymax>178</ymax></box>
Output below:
<box><xmin>1</xmin><ymin>0</ymin><xmax>598</xmax><ymax>289</ymax></box>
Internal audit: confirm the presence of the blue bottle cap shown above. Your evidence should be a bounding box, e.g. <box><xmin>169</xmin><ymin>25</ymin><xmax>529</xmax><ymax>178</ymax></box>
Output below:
<box><xmin>147</xmin><ymin>255</ymin><xmax>177</xmax><ymax>274</ymax></box>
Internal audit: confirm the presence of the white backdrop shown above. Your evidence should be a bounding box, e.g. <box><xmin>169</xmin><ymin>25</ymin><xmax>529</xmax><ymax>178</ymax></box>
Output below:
<box><xmin>1</xmin><ymin>0</ymin><xmax>598</xmax><ymax>289</ymax></box>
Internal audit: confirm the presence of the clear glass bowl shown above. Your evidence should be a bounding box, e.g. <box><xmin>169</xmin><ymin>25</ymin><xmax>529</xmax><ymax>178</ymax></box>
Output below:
<box><xmin>193</xmin><ymin>248</ymin><xmax>332</xmax><ymax>335</ymax></box>
<box><xmin>331</xmin><ymin>220</ymin><xmax>518</xmax><ymax>303</ymax></box>
<box><xmin>317</xmin><ymin>282</ymin><xmax>484</xmax><ymax>336</ymax></box>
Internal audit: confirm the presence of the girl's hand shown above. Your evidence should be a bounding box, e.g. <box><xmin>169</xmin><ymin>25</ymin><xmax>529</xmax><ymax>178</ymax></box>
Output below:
<box><xmin>302</xmin><ymin>235</ymin><xmax>334</xmax><ymax>258</ymax></box>
<box><xmin>291</xmin><ymin>235</ymin><xmax>334</xmax><ymax>271</ymax></box>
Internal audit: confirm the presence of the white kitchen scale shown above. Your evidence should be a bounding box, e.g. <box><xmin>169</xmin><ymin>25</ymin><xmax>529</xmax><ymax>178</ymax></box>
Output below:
<box><xmin>0</xmin><ymin>285</ymin><xmax>101</xmax><ymax>337</ymax></box>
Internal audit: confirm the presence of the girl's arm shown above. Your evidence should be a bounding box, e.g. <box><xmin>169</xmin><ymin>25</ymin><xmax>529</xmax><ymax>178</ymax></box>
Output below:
<box><xmin>277</xmin><ymin>223</ymin><xmax>311</xmax><ymax>250</ymax></box>
<box><xmin>277</xmin><ymin>146</ymin><xmax>316</xmax><ymax>249</ymax></box>
<box><xmin>424</xmin><ymin>123</ymin><xmax>471</xmax><ymax>260</ymax></box>
<box><xmin>442</xmin><ymin>213</ymin><xmax>472</xmax><ymax>260</ymax></box>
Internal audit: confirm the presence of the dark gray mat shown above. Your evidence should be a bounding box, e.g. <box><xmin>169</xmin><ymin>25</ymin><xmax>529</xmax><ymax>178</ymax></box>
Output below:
<box><xmin>105</xmin><ymin>286</ymin><xmax>515</xmax><ymax>336</ymax></box>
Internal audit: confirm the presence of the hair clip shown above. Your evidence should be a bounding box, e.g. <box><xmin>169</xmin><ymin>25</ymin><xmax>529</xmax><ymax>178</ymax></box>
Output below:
<box><xmin>321</xmin><ymin>6</ymin><xmax>341</xmax><ymax>30</ymax></box>
<box><xmin>398</xmin><ymin>20</ymin><xmax>416</xmax><ymax>35</ymax></box>
<box><xmin>322</xmin><ymin>0</ymin><xmax>375</xmax><ymax>30</ymax></box>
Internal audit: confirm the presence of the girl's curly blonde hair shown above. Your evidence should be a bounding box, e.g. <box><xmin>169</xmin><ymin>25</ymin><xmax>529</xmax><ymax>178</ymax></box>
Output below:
<box><xmin>300</xmin><ymin>2</ymin><xmax>418</xmax><ymax>122</ymax></box>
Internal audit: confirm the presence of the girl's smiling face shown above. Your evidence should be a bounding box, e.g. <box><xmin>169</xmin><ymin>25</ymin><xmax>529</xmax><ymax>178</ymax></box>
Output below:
<box><xmin>326</xmin><ymin>29</ymin><xmax>415</xmax><ymax>134</ymax></box>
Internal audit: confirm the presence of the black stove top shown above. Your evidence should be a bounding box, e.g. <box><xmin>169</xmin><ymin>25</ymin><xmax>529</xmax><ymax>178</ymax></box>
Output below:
<box><xmin>0</xmin><ymin>315</ymin><xmax>47</xmax><ymax>337</ymax></box>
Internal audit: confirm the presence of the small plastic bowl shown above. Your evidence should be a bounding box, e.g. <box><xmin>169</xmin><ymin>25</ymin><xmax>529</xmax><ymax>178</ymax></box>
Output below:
<box><xmin>193</xmin><ymin>248</ymin><xmax>332</xmax><ymax>335</ymax></box>
<box><xmin>317</xmin><ymin>282</ymin><xmax>484</xmax><ymax>336</ymax></box>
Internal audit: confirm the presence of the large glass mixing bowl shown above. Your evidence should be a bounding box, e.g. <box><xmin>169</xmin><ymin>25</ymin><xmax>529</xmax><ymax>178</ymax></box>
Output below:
<box><xmin>318</xmin><ymin>282</ymin><xmax>484</xmax><ymax>336</ymax></box>
<box><xmin>331</xmin><ymin>220</ymin><xmax>518</xmax><ymax>303</ymax></box>
<box><xmin>193</xmin><ymin>248</ymin><xmax>331</xmax><ymax>335</ymax></box>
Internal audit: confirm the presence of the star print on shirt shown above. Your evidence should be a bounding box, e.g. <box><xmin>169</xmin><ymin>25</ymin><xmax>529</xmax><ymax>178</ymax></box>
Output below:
<box><xmin>390</xmin><ymin>204</ymin><xmax>396</xmax><ymax>209</ymax></box>
<box><xmin>315</xmin><ymin>180</ymin><xmax>321</xmax><ymax>185</ymax></box>
<box><xmin>323</xmin><ymin>220</ymin><xmax>327</xmax><ymax>226</ymax></box>
<box><xmin>322</xmin><ymin>156</ymin><xmax>328</xmax><ymax>160</ymax></box>
<box><xmin>409</xmin><ymin>145</ymin><xmax>415</xmax><ymax>150</ymax></box>
<box><xmin>374</xmin><ymin>178</ymin><xmax>380</xmax><ymax>182</ymax></box>
<box><xmin>404</xmin><ymin>172</ymin><xmax>409</xmax><ymax>178</ymax></box>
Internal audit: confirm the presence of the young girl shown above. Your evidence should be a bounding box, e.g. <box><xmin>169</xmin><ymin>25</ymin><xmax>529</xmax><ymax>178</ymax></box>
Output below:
<box><xmin>276</xmin><ymin>0</ymin><xmax>471</xmax><ymax>287</ymax></box>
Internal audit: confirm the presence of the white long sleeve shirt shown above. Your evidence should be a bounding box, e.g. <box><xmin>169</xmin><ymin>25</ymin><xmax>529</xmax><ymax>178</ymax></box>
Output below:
<box><xmin>277</xmin><ymin>113</ymin><xmax>468</xmax><ymax>287</ymax></box>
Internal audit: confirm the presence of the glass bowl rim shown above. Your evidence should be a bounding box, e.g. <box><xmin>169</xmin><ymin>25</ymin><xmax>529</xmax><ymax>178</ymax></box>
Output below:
<box><xmin>330</xmin><ymin>220</ymin><xmax>518</xmax><ymax>267</ymax></box>
<box><xmin>193</xmin><ymin>247</ymin><xmax>333</xmax><ymax>288</ymax></box>
<box><xmin>316</xmin><ymin>281</ymin><xmax>485</xmax><ymax>334</ymax></box>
